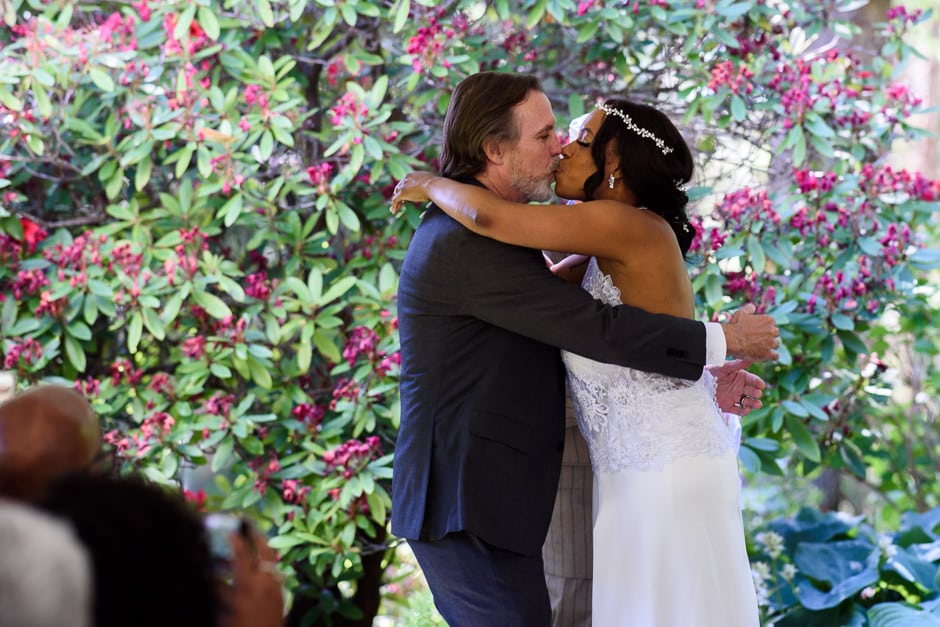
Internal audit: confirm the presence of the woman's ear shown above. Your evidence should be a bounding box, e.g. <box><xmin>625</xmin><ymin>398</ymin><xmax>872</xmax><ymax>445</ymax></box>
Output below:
<box><xmin>604</xmin><ymin>139</ymin><xmax>622</xmax><ymax>180</ymax></box>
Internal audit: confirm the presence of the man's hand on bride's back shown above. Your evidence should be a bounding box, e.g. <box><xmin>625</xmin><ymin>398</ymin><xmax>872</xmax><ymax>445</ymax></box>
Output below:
<box><xmin>721</xmin><ymin>304</ymin><xmax>780</xmax><ymax>362</ymax></box>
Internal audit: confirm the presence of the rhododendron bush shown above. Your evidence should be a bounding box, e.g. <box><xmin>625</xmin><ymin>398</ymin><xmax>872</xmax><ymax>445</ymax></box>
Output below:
<box><xmin>1</xmin><ymin>0</ymin><xmax>937</xmax><ymax>622</ymax></box>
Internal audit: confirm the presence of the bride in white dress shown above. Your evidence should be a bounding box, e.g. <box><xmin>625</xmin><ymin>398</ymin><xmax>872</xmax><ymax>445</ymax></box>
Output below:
<box><xmin>392</xmin><ymin>98</ymin><xmax>762</xmax><ymax>625</ymax></box>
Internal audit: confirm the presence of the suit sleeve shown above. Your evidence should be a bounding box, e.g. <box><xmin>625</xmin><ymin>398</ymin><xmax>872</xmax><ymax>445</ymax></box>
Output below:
<box><xmin>458</xmin><ymin>229</ymin><xmax>708</xmax><ymax>381</ymax></box>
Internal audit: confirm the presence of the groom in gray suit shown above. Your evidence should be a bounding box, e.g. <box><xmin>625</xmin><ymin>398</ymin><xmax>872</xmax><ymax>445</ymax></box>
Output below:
<box><xmin>391</xmin><ymin>71</ymin><xmax>778</xmax><ymax>625</ymax></box>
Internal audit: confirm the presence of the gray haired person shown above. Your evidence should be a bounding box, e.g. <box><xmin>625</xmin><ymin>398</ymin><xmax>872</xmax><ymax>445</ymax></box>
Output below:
<box><xmin>0</xmin><ymin>500</ymin><xmax>93</xmax><ymax>627</ymax></box>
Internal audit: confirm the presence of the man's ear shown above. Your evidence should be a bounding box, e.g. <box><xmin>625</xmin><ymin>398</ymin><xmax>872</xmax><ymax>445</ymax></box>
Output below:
<box><xmin>482</xmin><ymin>137</ymin><xmax>505</xmax><ymax>166</ymax></box>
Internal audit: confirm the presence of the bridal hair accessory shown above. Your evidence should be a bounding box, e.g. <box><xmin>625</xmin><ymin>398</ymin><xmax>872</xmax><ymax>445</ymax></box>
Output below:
<box><xmin>608</xmin><ymin>174</ymin><xmax>615</xmax><ymax>189</ymax></box>
<box><xmin>675</xmin><ymin>179</ymin><xmax>690</xmax><ymax>192</ymax></box>
<box><xmin>595</xmin><ymin>102</ymin><xmax>673</xmax><ymax>155</ymax></box>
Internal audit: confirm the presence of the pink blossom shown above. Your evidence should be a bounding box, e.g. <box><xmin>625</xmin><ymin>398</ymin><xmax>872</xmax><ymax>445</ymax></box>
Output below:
<box><xmin>181</xmin><ymin>335</ymin><xmax>207</xmax><ymax>359</ymax></box>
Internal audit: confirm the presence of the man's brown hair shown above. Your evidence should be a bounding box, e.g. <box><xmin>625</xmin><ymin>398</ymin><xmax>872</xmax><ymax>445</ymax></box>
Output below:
<box><xmin>440</xmin><ymin>72</ymin><xmax>543</xmax><ymax>179</ymax></box>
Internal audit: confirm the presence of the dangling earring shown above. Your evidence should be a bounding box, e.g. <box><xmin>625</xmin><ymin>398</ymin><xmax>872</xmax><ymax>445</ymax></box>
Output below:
<box><xmin>608</xmin><ymin>174</ymin><xmax>615</xmax><ymax>189</ymax></box>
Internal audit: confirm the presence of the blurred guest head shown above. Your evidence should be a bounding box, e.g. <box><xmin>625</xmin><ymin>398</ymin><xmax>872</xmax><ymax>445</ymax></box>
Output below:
<box><xmin>0</xmin><ymin>499</ymin><xmax>93</xmax><ymax>627</ymax></box>
<box><xmin>0</xmin><ymin>384</ymin><xmax>100</xmax><ymax>502</ymax></box>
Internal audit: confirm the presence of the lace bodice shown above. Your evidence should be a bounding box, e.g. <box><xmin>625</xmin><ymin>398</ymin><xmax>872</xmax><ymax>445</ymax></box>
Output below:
<box><xmin>562</xmin><ymin>258</ymin><xmax>736</xmax><ymax>473</ymax></box>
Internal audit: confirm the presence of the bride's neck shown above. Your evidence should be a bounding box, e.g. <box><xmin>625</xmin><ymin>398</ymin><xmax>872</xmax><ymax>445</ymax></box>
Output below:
<box><xmin>591</xmin><ymin>185</ymin><xmax>637</xmax><ymax>206</ymax></box>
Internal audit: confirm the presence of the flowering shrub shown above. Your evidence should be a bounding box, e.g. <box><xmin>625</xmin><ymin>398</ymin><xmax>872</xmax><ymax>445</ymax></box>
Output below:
<box><xmin>1</xmin><ymin>0</ymin><xmax>938</xmax><ymax>622</ymax></box>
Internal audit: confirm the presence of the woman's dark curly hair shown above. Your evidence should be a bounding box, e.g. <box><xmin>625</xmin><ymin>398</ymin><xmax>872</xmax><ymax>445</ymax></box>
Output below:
<box><xmin>583</xmin><ymin>98</ymin><xmax>695</xmax><ymax>255</ymax></box>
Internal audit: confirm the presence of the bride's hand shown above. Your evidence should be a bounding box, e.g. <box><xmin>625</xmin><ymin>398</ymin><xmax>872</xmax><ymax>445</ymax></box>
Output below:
<box><xmin>548</xmin><ymin>254</ymin><xmax>589</xmax><ymax>284</ymax></box>
<box><xmin>390</xmin><ymin>172</ymin><xmax>437</xmax><ymax>215</ymax></box>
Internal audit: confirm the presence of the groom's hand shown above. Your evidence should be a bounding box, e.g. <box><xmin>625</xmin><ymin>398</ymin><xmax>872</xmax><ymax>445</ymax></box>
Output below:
<box><xmin>709</xmin><ymin>360</ymin><xmax>766</xmax><ymax>415</ymax></box>
<box><xmin>721</xmin><ymin>304</ymin><xmax>780</xmax><ymax>361</ymax></box>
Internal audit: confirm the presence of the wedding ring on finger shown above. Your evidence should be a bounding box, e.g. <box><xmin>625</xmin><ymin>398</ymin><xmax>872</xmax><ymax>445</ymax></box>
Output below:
<box><xmin>733</xmin><ymin>393</ymin><xmax>750</xmax><ymax>409</ymax></box>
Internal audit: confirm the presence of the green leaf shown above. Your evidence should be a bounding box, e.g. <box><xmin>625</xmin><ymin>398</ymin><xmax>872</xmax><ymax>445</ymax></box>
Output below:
<box><xmin>212</xmin><ymin>437</ymin><xmax>233</xmax><ymax>472</ymax></box>
<box><xmin>339</xmin><ymin>3</ymin><xmax>356</xmax><ymax>26</ymax></box>
<box><xmin>782</xmin><ymin>399</ymin><xmax>809</xmax><ymax>418</ymax></box>
<box><xmin>197</xmin><ymin>5</ymin><xmax>220</xmax><ymax>40</ymax></box>
<box><xmin>128</xmin><ymin>311</ymin><xmax>143</xmax><ymax>353</ymax></box>
<box><xmin>790</xmin><ymin>126</ymin><xmax>806</xmax><ymax>166</ymax></box>
<box><xmin>83</xmin><ymin>294</ymin><xmax>98</xmax><ymax>325</ymax></box>
<box><xmin>104</xmin><ymin>168</ymin><xmax>124</xmax><ymax>199</ymax></box>
<box><xmin>67</xmin><ymin>321</ymin><xmax>93</xmax><ymax>341</ymax></box>
<box><xmin>805</xmin><ymin>113</ymin><xmax>836</xmax><ymax>138</ymax></box>
<box><xmin>738</xmin><ymin>445</ymin><xmax>761</xmax><ymax>474</ymax></box>
<box><xmin>910</xmin><ymin>247</ymin><xmax>940</xmax><ymax>270</ymax></box>
<box><xmin>526</xmin><ymin>0</ymin><xmax>546</xmax><ymax>29</ymax></box>
<box><xmin>283</xmin><ymin>276</ymin><xmax>313</xmax><ymax>302</ymax></box>
<box><xmin>716</xmin><ymin>1</ymin><xmax>754</xmax><ymax>20</ymax></box>
<box><xmin>33</xmin><ymin>82</ymin><xmax>52</xmax><ymax>118</ymax></box>
<box><xmin>196</xmin><ymin>146</ymin><xmax>212</xmax><ymax>178</ymax></box>
<box><xmin>366</xmin><ymin>491</ymin><xmax>387</xmax><ymax>526</ymax></box>
<box><xmin>288</xmin><ymin>0</ymin><xmax>305</xmax><ymax>21</ymax></box>
<box><xmin>174</xmin><ymin>4</ymin><xmax>196</xmax><ymax>40</ymax></box>
<box><xmin>320</xmin><ymin>276</ymin><xmax>357</xmax><ymax>304</ymax></box>
<box><xmin>135</xmin><ymin>154</ymin><xmax>152</xmax><ymax>191</ymax></box>
<box><xmin>704</xmin><ymin>273</ymin><xmax>723</xmax><ymax>307</ymax></box>
<box><xmin>25</xmin><ymin>133</ymin><xmax>44</xmax><ymax>156</ymax></box>
<box><xmin>7</xmin><ymin>318</ymin><xmax>40</xmax><ymax>335</ymax></box>
<box><xmin>785</xmin><ymin>415</ymin><xmax>820</xmax><ymax>462</ymax></box>
<box><xmin>837</xmin><ymin>330</ymin><xmax>866</xmax><ymax>355</ymax></box>
<box><xmin>81</xmin><ymin>154</ymin><xmax>109</xmax><ymax>177</ymax></box>
<box><xmin>174</xmin><ymin>145</ymin><xmax>196</xmax><ymax>179</ymax></box>
<box><xmin>868</xmin><ymin>604</ymin><xmax>940</xmax><ymax>627</ymax></box>
<box><xmin>247</xmin><ymin>355</ymin><xmax>273</xmax><ymax>388</ymax></box>
<box><xmin>730</xmin><ymin>95</ymin><xmax>747</xmax><ymax>122</ymax></box>
<box><xmin>255</xmin><ymin>0</ymin><xmax>275</xmax><ymax>27</ymax></box>
<box><xmin>297</xmin><ymin>340</ymin><xmax>312</xmax><ymax>371</ymax></box>
<box><xmin>313</xmin><ymin>330</ymin><xmax>341</xmax><ymax>363</ymax></box>
<box><xmin>64</xmin><ymin>334</ymin><xmax>86</xmax><ymax>372</ymax></box>
<box><xmin>161</xmin><ymin>286</ymin><xmax>189</xmax><ymax>325</ymax></box>
<box><xmin>839</xmin><ymin>441</ymin><xmax>867</xmax><ymax>479</ymax></box>
<box><xmin>88</xmin><ymin>68</ymin><xmax>115</xmax><ymax>92</ymax></box>
<box><xmin>747</xmin><ymin>235</ymin><xmax>766</xmax><ymax>274</ymax></box>
<box><xmin>336</xmin><ymin>202</ymin><xmax>361</xmax><ymax>232</ymax></box>
<box><xmin>378</xmin><ymin>263</ymin><xmax>398</xmax><ymax>295</ymax></box>
<box><xmin>744</xmin><ymin>437</ymin><xmax>780</xmax><ymax>453</ymax></box>
<box><xmin>258</xmin><ymin>130</ymin><xmax>274</xmax><ymax>161</ymax></box>
<box><xmin>391</xmin><ymin>0</ymin><xmax>410</xmax><ymax>32</ymax></box>
<box><xmin>340</xmin><ymin>520</ymin><xmax>356</xmax><ymax>546</ymax></box>
<box><xmin>830</xmin><ymin>313</ymin><xmax>854</xmax><ymax>331</ymax></box>
<box><xmin>576</xmin><ymin>19</ymin><xmax>600</xmax><ymax>44</ymax></box>
<box><xmin>0</xmin><ymin>86</ymin><xmax>22</xmax><ymax>111</ymax></box>
<box><xmin>193</xmin><ymin>290</ymin><xmax>233</xmax><ymax>319</ymax></box>
<box><xmin>142</xmin><ymin>306</ymin><xmax>166</xmax><ymax>340</ymax></box>
<box><xmin>257</xmin><ymin>56</ymin><xmax>276</xmax><ymax>82</ymax></box>
<box><xmin>218</xmin><ymin>193</ymin><xmax>244</xmax><ymax>227</ymax></box>
<box><xmin>268</xmin><ymin>535</ymin><xmax>307</xmax><ymax>550</ymax></box>
<box><xmin>210</xmin><ymin>363</ymin><xmax>232</xmax><ymax>379</ymax></box>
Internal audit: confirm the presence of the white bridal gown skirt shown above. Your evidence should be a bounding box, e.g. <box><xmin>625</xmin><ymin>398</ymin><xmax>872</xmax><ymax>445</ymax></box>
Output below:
<box><xmin>590</xmin><ymin>449</ymin><xmax>760</xmax><ymax>627</ymax></box>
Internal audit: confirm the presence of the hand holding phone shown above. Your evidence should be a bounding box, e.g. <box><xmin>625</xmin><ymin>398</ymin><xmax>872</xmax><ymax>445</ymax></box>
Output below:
<box><xmin>219</xmin><ymin>521</ymin><xmax>284</xmax><ymax>627</ymax></box>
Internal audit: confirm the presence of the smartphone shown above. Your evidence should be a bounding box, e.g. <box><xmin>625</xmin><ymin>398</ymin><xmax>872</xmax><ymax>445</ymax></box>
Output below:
<box><xmin>205</xmin><ymin>512</ymin><xmax>241</xmax><ymax>560</ymax></box>
<box><xmin>204</xmin><ymin>512</ymin><xmax>254</xmax><ymax>582</ymax></box>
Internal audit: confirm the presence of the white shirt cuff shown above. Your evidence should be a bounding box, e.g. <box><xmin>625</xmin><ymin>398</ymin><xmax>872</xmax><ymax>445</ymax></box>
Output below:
<box><xmin>703</xmin><ymin>322</ymin><xmax>727</xmax><ymax>366</ymax></box>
